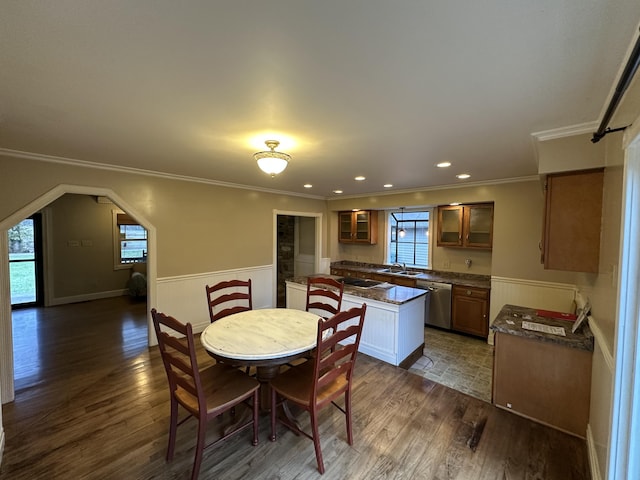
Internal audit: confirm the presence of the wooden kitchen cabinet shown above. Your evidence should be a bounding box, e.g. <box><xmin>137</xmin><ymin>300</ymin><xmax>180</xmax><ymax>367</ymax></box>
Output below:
<box><xmin>437</xmin><ymin>203</ymin><xmax>493</xmax><ymax>249</ymax></box>
<box><xmin>338</xmin><ymin>210</ymin><xmax>378</xmax><ymax>244</ymax></box>
<box><xmin>451</xmin><ymin>285</ymin><xmax>489</xmax><ymax>337</ymax></box>
<box><xmin>541</xmin><ymin>169</ymin><xmax>604</xmax><ymax>273</ymax></box>
<box><xmin>493</xmin><ymin>330</ymin><xmax>592</xmax><ymax>437</ymax></box>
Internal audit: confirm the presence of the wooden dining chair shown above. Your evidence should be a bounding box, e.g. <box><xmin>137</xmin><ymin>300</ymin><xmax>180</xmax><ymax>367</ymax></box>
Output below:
<box><xmin>151</xmin><ymin>308</ymin><xmax>260</xmax><ymax>480</ymax></box>
<box><xmin>305</xmin><ymin>276</ymin><xmax>344</xmax><ymax>319</ymax></box>
<box><xmin>269</xmin><ymin>304</ymin><xmax>367</xmax><ymax>474</ymax></box>
<box><xmin>205</xmin><ymin>279</ymin><xmax>253</xmax><ymax>323</ymax></box>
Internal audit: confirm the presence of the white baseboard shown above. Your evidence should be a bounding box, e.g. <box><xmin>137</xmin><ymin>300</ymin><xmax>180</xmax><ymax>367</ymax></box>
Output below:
<box><xmin>47</xmin><ymin>289</ymin><xmax>129</xmax><ymax>306</ymax></box>
<box><xmin>586</xmin><ymin>424</ymin><xmax>603</xmax><ymax>480</ymax></box>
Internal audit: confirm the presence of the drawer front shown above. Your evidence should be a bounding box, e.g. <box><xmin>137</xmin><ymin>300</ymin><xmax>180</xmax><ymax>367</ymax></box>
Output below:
<box><xmin>453</xmin><ymin>285</ymin><xmax>489</xmax><ymax>300</ymax></box>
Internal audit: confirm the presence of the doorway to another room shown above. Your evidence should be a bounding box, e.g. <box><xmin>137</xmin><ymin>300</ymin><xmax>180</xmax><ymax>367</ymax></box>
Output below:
<box><xmin>275</xmin><ymin>212</ymin><xmax>321</xmax><ymax>308</ymax></box>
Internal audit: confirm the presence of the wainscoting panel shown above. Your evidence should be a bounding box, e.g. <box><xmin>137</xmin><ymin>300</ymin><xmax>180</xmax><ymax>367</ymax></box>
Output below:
<box><xmin>489</xmin><ymin>276</ymin><xmax>577</xmax><ymax>344</ymax></box>
<box><xmin>155</xmin><ymin>265</ymin><xmax>273</xmax><ymax>338</ymax></box>
<box><xmin>586</xmin><ymin>318</ymin><xmax>614</xmax><ymax>480</ymax></box>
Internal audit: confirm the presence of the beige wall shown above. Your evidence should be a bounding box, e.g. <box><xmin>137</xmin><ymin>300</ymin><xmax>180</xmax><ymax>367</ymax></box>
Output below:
<box><xmin>46</xmin><ymin>194</ymin><xmax>131</xmax><ymax>299</ymax></box>
<box><xmin>328</xmin><ymin>180</ymin><xmax>586</xmax><ymax>284</ymax></box>
<box><xmin>0</xmin><ymin>155</ymin><xmax>328</xmax><ymax>278</ymax></box>
<box><xmin>537</xmin><ymin>132</ymin><xmax>606</xmax><ymax>174</ymax></box>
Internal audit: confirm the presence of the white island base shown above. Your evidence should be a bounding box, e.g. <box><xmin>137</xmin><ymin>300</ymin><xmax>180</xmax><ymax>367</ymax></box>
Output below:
<box><xmin>286</xmin><ymin>281</ymin><xmax>426</xmax><ymax>368</ymax></box>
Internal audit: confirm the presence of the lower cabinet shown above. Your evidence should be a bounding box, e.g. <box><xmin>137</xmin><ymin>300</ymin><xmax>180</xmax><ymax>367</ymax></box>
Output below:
<box><xmin>452</xmin><ymin>285</ymin><xmax>489</xmax><ymax>337</ymax></box>
<box><xmin>492</xmin><ymin>331</ymin><xmax>592</xmax><ymax>437</ymax></box>
<box><xmin>285</xmin><ymin>281</ymin><xmax>425</xmax><ymax>367</ymax></box>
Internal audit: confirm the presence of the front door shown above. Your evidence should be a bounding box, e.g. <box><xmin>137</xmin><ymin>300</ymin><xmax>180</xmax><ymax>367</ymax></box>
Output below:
<box><xmin>9</xmin><ymin>214</ymin><xmax>44</xmax><ymax>308</ymax></box>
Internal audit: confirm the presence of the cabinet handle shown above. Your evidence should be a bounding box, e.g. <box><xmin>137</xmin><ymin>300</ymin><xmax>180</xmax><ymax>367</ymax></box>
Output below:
<box><xmin>466</xmin><ymin>290</ymin><xmax>471</xmax><ymax>295</ymax></box>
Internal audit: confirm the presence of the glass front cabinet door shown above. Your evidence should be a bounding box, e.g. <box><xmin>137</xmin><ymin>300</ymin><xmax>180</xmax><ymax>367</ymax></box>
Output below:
<box><xmin>338</xmin><ymin>210</ymin><xmax>378</xmax><ymax>244</ymax></box>
<box><xmin>437</xmin><ymin>203</ymin><xmax>493</xmax><ymax>249</ymax></box>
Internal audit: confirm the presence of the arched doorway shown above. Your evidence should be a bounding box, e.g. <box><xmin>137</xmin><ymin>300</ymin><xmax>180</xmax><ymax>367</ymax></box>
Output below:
<box><xmin>0</xmin><ymin>184</ymin><xmax>157</xmax><ymax>403</ymax></box>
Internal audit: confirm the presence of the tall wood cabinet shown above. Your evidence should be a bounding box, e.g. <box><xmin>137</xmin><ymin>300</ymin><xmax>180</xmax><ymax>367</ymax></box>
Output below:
<box><xmin>437</xmin><ymin>203</ymin><xmax>493</xmax><ymax>249</ymax></box>
<box><xmin>338</xmin><ymin>210</ymin><xmax>378</xmax><ymax>244</ymax></box>
<box><xmin>451</xmin><ymin>285</ymin><xmax>489</xmax><ymax>337</ymax></box>
<box><xmin>541</xmin><ymin>169</ymin><xmax>604</xmax><ymax>273</ymax></box>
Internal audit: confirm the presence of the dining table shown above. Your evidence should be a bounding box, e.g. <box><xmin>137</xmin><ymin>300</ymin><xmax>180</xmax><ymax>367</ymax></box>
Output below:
<box><xmin>200</xmin><ymin>307</ymin><xmax>321</xmax><ymax>408</ymax></box>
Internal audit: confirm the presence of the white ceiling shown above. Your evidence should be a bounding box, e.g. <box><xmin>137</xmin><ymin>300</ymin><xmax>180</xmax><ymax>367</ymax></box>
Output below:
<box><xmin>2</xmin><ymin>1</ymin><xmax>640</xmax><ymax>198</ymax></box>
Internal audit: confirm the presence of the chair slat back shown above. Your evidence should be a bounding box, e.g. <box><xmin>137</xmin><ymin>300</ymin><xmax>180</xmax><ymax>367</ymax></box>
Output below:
<box><xmin>311</xmin><ymin>304</ymin><xmax>366</xmax><ymax>406</ymax></box>
<box><xmin>306</xmin><ymin>277</ymin><xmax>345</xmax><ymax>319</ymax></box>
<box><xmin>206</xmin><ymin>279</ymin><xmax>253</xmax><ymax>323</ymax></box>
<box><xmin>152</xmin><ymin>309</ymin><xmax>204</xmax><ymax>413</ymax></box>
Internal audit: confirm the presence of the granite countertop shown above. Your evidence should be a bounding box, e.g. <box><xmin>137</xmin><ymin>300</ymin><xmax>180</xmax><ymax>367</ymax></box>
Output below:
<box><xmin>490</xmin><ymin>304</ymin><xmax>594</xmax><ymax>352</ymax></box>
<box><xmin>287</xmin><ymin>275</ymin><xmax>428</xmax><ymax>305</ymax></box>
<box><xmin>330</xmin><ymin>261</ymin><xmax>491</xmax><ymax>289</ymax></box>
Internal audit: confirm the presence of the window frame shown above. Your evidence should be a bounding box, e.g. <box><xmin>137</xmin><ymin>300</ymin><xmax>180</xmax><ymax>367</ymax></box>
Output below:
<box><xmin>112</xmin><ymin>210</ymin><xmax>147</xmax><ymax>270</ymax></box>
<box><xmin>385</xmin><ymin>208</ymin><xmax>433</xmax><ymax>268</ymax></box>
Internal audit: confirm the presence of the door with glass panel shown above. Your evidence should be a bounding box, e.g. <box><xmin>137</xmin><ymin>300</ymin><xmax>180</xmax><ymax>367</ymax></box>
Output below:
<box><xmin>8</xmin><ymin>214</ymin><xmax>44</xmax><ymax>307</ymax></box>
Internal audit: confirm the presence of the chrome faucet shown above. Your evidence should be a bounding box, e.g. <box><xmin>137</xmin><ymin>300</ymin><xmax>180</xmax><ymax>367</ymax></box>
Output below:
<box><xmin>392</xmin><ymin>262</ymin><xmax>406</xmax><ymax>271</ymax></box>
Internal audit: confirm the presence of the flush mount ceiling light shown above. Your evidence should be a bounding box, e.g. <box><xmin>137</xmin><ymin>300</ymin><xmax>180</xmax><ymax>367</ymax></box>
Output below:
<box><xmin>254</xmin><ymin>140</ymin><xmax>291</xmax><ymax>176</ymax></box>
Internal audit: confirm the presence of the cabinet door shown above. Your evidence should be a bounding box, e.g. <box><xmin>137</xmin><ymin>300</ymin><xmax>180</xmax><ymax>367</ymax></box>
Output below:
<box><xmin>437</xmin><ymin>206</ymin><xmax>463</xmax><ymax>246</ymax></box>
<box><xmin>338</xmin><ymin>210</ymin><xmax>378</xmax><ymax>244</ymax></box>
<box><xmin>464</xmin><ymin>204</ymin><xmax>493</xmax><ymax>248</ymax></box>
<box><xmin>542</xmin><ymin>169</ymin><xmax>603</xmax><ymax>272</ymax></box>
<box><xmin>354</xmin><ymin>211</ymin><xmax>373</xmax><ymax>242</ymax></box>
<box><xmin>452</xmin><ymin>286</ymin><xmax>489</xmax><ymax>337</ymax></box>
<box><xmin>338</xmin><ymin>212</ymin><xmax>354</xmax><ymax>242</ymax></box>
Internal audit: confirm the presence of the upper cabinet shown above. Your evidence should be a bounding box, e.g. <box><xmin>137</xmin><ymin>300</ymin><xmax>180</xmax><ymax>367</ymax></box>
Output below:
<box><xmin>437</xmin><ymin>203</ymin><xmax>493</xmax><ymax>249</ymax></box>
<box><xmin>338</xmin><ymin>210</ymin><xmax>378</xmax><ymax>244</ymax></box>
<box><xmin>541</xmin><ymin>169</ymin><xmax>604</xmax><ymax>273</ymax></box>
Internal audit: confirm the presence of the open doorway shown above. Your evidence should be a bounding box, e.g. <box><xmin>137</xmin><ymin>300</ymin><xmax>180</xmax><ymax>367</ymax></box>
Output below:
<box><xmin>0</xmin><ymin>184</ymin><xmax>156</xmax><ymax>404</ymax></box>
<box><xmin>274</xmin><ymin>211</ymin><xmax>322</xmax><ymax>307</ymax></box>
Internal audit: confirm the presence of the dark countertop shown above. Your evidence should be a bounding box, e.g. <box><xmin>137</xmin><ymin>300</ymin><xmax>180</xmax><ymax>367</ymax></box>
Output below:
<box><xmin>330</xmin><ymin>261</ymin><xmax>491</xmax><ymax>289</ymax></box>
<box><xmin>286</xmin><ymin>275</ymin><xmax>428</xmax><ymax>306</ymax></box>
<box><xmin>490</xmin><ymin>304</ymin><xmax>594</xmax><ymax>352</ymax></box>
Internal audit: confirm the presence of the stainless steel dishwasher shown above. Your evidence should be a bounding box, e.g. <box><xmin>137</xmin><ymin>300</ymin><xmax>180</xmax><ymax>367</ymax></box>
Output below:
<box><xmin>416</xmin><ymin>280</ymin><xmax>452</xmax><ymax>329</ymax></box>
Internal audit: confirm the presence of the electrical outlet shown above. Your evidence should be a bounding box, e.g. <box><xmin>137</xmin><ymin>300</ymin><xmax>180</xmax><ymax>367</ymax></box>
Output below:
<box><xmin>443</xmin><ymin>260</ymin><xmax>451</xmax><ymax>269</ymax></box>
<box><xmin>67</xmin><ymin>240</ymin><xmax>80</xmax><ymax>247</ymax></box>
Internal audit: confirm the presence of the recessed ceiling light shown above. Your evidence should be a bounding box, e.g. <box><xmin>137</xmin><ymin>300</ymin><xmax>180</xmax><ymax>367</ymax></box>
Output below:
<box><xmin>456</xmin><ymin>174</ymin><xmax>471</xmax><ymax>179</ymax></box>
<box><xmin>450</xmin><ymin>202</ymin><xmax>460</xmax><ymax>206</ymax></box>
<box><xmin>333</xmin><ymin>189</ymin><xmax>343</xmax><ymax>194</ymax></box>
<box><xmin>303</xmin><ymin>184</ymin><xmax>312</xmax><ymax>188</ymax></box>
<box><xmin>436</xmin><ymin>162</ymin><xmax>452</xmax><ymax>168</ymax></box>
<box><xmin>354</xmin><ymin>176</ymin><xmax>366</xmax><ymax>181</ymax></box>
<box><xmin>383</xmin><ymin>184</ymin><xmax>393</xmax><ymax>188</ymax></box>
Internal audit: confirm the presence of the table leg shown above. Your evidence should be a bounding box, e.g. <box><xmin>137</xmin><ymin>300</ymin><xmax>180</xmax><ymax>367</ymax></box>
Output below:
<box><xmin>256</xmin><ymin>364</ymin><xmax>281</xmax><ymax>412</ymax></box>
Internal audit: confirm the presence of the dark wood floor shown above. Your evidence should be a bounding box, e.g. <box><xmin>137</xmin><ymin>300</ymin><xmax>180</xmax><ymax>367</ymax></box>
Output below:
<box><xmin>0</xmin><ymin>297</ymin><xmax>590</xmax><ymax>479</ymax></box>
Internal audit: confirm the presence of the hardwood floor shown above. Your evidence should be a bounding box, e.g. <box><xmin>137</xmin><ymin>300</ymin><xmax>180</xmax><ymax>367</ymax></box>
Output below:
<box><xmin>1</xmin><ymin>297</ymin><xmax>591</xmax><ymax>479</ymax></box>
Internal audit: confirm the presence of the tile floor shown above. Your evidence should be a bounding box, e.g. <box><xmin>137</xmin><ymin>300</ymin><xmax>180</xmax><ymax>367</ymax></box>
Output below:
<box><xmin>408</xmin><ymin>326</ymin><xmax>494</xmax><ymax>403</ymax></box>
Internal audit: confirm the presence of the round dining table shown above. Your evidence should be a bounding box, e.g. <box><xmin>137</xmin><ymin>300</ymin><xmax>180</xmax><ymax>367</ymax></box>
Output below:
<box><xmin>200</xmin><ymin>308</ymin><xmax>321</xmax><ymax>408</ymax></box>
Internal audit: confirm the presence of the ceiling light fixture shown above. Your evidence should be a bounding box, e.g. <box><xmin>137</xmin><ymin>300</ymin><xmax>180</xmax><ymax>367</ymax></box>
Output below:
<box><xmin>303</xmin><ymin>184</ymin><xmax>312</xmax><ymax>188</ymax></box>
<box><xmin>383</xmin><ymin>184</ymin><xmax>393</xmax><ymax>188</ymax></box>
<box><xmin>254</xmin><ymin>140</ymin><xmax>290</xmax><ymax>176</ymax></box>
<box><xmin>333</xmin><ymin>189</ymin><xmax>343</xmax><ymax>194</ymax></box>
<box><xmin>398</xmin><ymin>207</ymin><xmax>406</xmax><ymax>238</ymax></box>
<box><xmin>355</xmin><ymin>176</ymin><xmax>366</xmax><ymax>181</ymax></box>
<box><xmin>456</xmin><ymin>173</ymin><xmax>471</xmax><ymax>179</ymax></box>
<box><xmin>436</xmin><ymin>161</ymin><xmax>452</xmax><ymax>168</ymax></box>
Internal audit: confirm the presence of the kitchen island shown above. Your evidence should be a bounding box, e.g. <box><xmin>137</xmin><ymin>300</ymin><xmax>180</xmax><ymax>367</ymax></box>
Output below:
<box><xmin>491</xmin><ymin>304</ymin><xmax>594</xmax><ymax>438</ymax></box>
<box><xmin>286</xmin><ymin>275</ymin><xmax>427</xmax><ymax>368</ymax></box>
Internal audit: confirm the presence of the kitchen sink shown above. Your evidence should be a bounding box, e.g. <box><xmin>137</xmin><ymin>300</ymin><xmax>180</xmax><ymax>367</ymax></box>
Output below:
<box><xmin>377</xmin><ymin>268</ymin><xmax>422</xmax><ymax>276</ymax></box>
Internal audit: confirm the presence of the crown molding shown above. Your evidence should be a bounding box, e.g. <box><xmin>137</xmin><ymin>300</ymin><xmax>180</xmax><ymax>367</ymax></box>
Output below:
<box><xmin>0</xmin><ymin>148</ymin><xmax>326</xmax><ymax>200</ymax></box>
<box><xmin>531</xmin><ymin>121</ymin><xmax>600</xmax><ymax>142</ymax></box>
